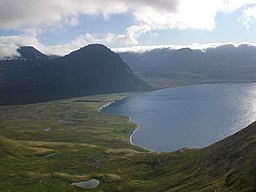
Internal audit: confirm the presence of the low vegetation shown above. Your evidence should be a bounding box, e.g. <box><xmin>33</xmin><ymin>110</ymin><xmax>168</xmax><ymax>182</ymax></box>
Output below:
<box><xmin>0</xmin><ymin>94</ymin><xmax>255</xmax><ymax>191</ymax></box>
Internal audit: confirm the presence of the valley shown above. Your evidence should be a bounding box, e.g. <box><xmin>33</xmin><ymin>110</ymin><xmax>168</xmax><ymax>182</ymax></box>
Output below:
<box><xmin>0</xmin><ymin>93</ymin><xmax>256</xmax><ymax>191</ymax></box>
<box><xmin>0</xmin><ymin>44</ymin><xmax>256</xmax><ymax>191</ymax></box>
<box><xmin>1</xmin><ymin>1</ymin><xmax>256</xmax><ymax>191</ymax></box>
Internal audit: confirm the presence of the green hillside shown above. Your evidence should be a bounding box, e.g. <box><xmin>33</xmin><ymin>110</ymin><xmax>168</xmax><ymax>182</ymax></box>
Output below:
<box><xmin>0</xmin><ymin>94</ymin><xmax>255</xmax><ymax>191</ymax></box>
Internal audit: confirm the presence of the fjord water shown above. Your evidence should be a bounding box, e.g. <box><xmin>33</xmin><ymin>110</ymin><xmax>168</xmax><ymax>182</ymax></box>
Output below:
<box><xmin>102</xmin><ymin>83</ymin><xmax>256</xmax><ymax>152</ymax></box>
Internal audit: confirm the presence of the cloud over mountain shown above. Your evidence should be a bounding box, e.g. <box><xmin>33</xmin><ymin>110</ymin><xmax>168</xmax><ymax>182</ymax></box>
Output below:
<box><xmin>1</xmin><ymin>0</ymin><xmax>256</xmax><ymax>58</ymax></box>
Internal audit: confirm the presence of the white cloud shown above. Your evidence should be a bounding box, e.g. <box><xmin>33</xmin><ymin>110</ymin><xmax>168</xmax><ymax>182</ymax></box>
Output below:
<box><xmin>0</xmin><ymin>43</ymin><xmax>20</xmax><ymax>59</ymax></box>
<box><xmin>0</xmin><ymin>23</ymin><xmax>152</xmax><ymax>58</ymax></box>
<box><xmin>1</xmin><ymin>0</ymin><xmax>256</xmax><ymax>58</ymax></box>
<box><xmin>0</xmin><ymin>0</ymin><xmax>239</xmax><ymax>31</ymax></box>
<box><xmin>0</xmin><ymin>34</ymin><xmax>43</xmax><ymax>59</ymax></box>
<box><xmin>0</xmin><ymin>0</ymin><xmax>176</xmax><ymax>30</ymax></box>
<box><xmin>1</xmin><ymin>0</ymin><xmax>255</xmax><ymax>40</ymax></box>
<box><xmin>0</xmin><ymin>26</ymin><xmax>151</xmax><ymax>58</ymax></box>
<box><xmin>1</xmin><ymin>32</ymin><xmax>256</xmax><ymax>59</ymax></box>
<box><xmin>133</xmin><ymin>0</ymin><xmax>220</xmax><ymax>30</ymax></box>
<box><xmin>74</xmin><ymin>25</ymin><xmax>151</xmax><ymax>47</ymax></box>
<box><xmin>239</xmin><ymin>6</ymin><xmax>256</xmax><ymax>30</ymax></box>
<box><xmin>125</xmin><ymin>25</ymin><xmax>151</xmax><ymax>44</ymax></box>
<box><xmin>1</xmin><ymin>1</ymin><xmax>256</xmax><ymax>31</ymax></box>
<box><xmin>220</xmin><ymin>0</ymin><xmax>256</xmax><ymax>12</ymax></box>
<box><xmin>114</xmin><ymin>42</ymin><xmax>256</xmax><ymax>53</ymax></box>
<box><xmin>0</xmin><ymin>33</ymin><xmax>95</xmax><ymax>58</ymax></box>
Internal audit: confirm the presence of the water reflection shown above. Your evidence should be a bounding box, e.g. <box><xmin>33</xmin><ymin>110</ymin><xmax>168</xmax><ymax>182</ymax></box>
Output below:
<box><xmin>102</xmin><ymin>83</ymin><xmax>256</xmax><ymax>152</ymax></box>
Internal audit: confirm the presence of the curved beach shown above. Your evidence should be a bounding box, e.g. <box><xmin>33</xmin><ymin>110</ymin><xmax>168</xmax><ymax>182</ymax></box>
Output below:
<box><xmin>98</xmin><ymin>96</ymin><xmax>141</xmax><ymax>148</ymax></box>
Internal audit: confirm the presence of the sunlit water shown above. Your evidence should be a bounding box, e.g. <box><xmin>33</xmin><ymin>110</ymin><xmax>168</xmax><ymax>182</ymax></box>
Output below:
<box><xmin>101</xmin><ymin>83</ymin><xmax>256</xmax><ymax>152</ymax></box>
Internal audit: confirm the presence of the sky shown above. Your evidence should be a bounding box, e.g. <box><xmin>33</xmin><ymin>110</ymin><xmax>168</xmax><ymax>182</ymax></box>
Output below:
<box><xmin>1</xmin><ymin>0</ymin><xmax>256</xmax><ymax>58</ymax></box>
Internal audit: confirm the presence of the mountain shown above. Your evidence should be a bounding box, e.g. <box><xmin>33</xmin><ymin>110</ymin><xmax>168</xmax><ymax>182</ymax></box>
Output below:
<box><xmin>119</xmin><ymin>44</ymin><xmax>256</xmax><ymax>86</ymax></box>
<box><xmin>138</xmin><ymin>121</ymin><xmax>256</xmax><ymax>191</ymax></box>
<box><xmin>17</xmin><ymin>46</ymin><xmax>49</xmax><ymax>60</ymax></box>
<box><xmin>0</xmin><ymin>44</ymin><xmax>151</xmax><ymax>104</ymax></box>
<box><xmin>196</xmin><ymin>121</ymin><xmax>256</xmax><ymax>191</ymax></box>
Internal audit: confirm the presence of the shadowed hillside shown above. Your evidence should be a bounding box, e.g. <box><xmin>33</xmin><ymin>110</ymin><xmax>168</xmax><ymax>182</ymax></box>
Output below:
<box><xmin>0</xmin><ymin>44</ymin><xmax>151</xmax><ymax>105</ymax></box>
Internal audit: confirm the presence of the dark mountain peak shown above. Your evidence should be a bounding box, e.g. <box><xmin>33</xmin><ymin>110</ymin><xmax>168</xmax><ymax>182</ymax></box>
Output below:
<box><xmin>83</xmin><ymin>43</ymin><xmax>109</xmax><ymax>50</ymax></box>
<box><xmin>176</xmin><ymin>47</ymin><xmax>193</xmax><ymax>52</ymax></box>
<box><xmin>238</xmin><ymin>43</ymin><xmax>256</xmax><ymax>51</ymax></box>
<box><xmin>204</xmin><ymin>44</ymin><xmax>238</xmax><ymax>58</ymax></box>
<box><xmin>217</xmin><ymin>44</ymin><xmax>236</xmax><ymax>49</ymax></box>
<box><xmin>63</xmin><ymin>44</ymin><xmax>125</xmax><ymax>69</ymax></box>
<box><xmin>208</xmin><ymin>44</ymin><xmax>236</xmax><ymax>52</ymax></box>
<box><xmin>146</xmin><ymin>48</ymin><xmax>175</xmax><ymax>57</ymax></box>
<box><xmin>238</xmin><ymin>44</ymin><xmax>250</xmax><ymax>48</ymax></box>
<box><xmin>67</xmin><ymin>44</ymin><xmax>112</xmax><ymax>57</ymax></box>
<box><xmin>0</xmin><ymin>44</ymin><xmax>151</xmax><ymax>104</ymax></box>
<box><xmin>179</xmin><ymin>47</ymin><xmax>193</xmax><ymax>51</ymax></box>
<box><xmin>173</xmin><ymin>47</ymin><xmax>195</xmax><ymax>57</ymax></box>
<box><xmin>79</xmin><ymin>44</ymin><xmax>111</xmax><ymax>54</ymax></box>
<box><xmin>17</xmin><ymin>46</ymin><xmax>48</xmax><ymax>60</ymax></box>
<box><xmin>172</xmin><ymin>47</ymin><xmax>197</xmax><ymax>59</ymax></box>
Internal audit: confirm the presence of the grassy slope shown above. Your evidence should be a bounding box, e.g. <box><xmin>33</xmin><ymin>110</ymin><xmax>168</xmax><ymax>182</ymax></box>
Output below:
<box><xmin>0</xmin><ymin>94</ymin><xmax>255</xmax><ymax>191</ymax></box>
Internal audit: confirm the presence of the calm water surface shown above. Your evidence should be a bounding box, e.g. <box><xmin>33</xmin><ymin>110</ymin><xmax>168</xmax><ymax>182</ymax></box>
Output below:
<box><xmin>102</xmin><ymin>83</ymin><xmax>256</xmax><ymax>152</ymax></box>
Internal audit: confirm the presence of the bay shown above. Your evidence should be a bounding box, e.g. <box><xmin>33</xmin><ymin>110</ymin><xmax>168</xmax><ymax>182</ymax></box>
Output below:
<box><xmin>101</xmin><ymin>83</ymin><xmax>256</xmax><ymax>152</ymax></box>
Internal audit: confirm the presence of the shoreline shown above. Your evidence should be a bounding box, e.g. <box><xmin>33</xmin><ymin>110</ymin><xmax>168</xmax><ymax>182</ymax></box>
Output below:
<box><xmin>98</xmin><ymin>95</ymin><xmax>153</xmax><ymax>151</ymax></box>
<box><xmin>127</xmin><ymin>117</ymin><xmax>139</xmax><ymax>146</ymax></box>
<box><xmin>98</xmin><ymin>95</ymin><xmax>141</xmax><ymax>148</ymax></box>
<box><xmin>97</xmin><ymin>100</ymin><xmax>115</xmax><ymax>112</ymax></box>
<box><xmin>97</xmin><ymin>95</ymin><xmax>128</xmax><ymax>112</ymax></box>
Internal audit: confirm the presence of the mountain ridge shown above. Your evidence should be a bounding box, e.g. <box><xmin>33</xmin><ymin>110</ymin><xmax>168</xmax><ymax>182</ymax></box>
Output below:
<box><xmin>0</xmin><ymin>44</ymin><xmax>151</xmax><ymax>105</ymax></box>
<box><xmin>119</xmin><ymin>44</ymin><xmax>256</xmax><ymax>86</ymax></box>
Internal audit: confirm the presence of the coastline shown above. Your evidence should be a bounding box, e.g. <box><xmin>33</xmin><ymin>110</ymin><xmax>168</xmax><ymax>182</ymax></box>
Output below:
<box><xmin>98</xmin><ymin>95</ymin><xmax>142</xmax><ymax>148</ymax></box>
<box><xmin>97</xmin><ymin>95</ymin><xmax>128</xmax><ymax>112</ymax></box>
<box><xmin>128</xmin><ymin>118</ymin><xmax>155</xmax><ymax>152</ymax></box>
<box><xmin>128</xmin><ymin>117</ymin><xmax>139</xmax><ymax>146</ymax></box>
<box><xmin>97</xmin><ymin>100</ymin><xmax>116</xmax><ymax>112</ymax></box>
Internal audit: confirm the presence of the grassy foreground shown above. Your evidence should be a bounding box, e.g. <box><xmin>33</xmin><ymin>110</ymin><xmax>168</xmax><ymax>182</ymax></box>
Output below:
<box><xmin>0</xmin><ymin>94</ymin><xmax>256</xmax><ymax>191</ymax></box>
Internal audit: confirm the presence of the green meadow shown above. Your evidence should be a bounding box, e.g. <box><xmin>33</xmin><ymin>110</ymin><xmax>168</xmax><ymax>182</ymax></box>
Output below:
<box><xmin>0</xmin><ymin>94</ymin><xmax>255</xmax><ymax>191</ymax></box>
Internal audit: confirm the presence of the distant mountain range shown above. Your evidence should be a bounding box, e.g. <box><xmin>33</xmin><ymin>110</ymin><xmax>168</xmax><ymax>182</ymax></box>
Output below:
<box><xmin>119</xmin><ymin>44</ymin><xmax>256</xmax><ymax>85</ymax></box>
<box><xmin>0</xmin><ymin>44</ymin><xmax>151</xmax><ymax>104</ymax></box>
<box><xmin>2</xmin><ymin>43</ymin><xmax>255</xmax><ymax>104</ymax></box>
